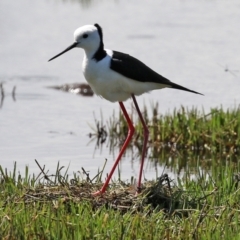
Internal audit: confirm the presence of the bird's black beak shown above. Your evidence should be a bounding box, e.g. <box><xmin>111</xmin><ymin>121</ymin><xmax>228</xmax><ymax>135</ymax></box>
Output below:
<box><xmin>48</xmin><ymin>42</ymin><xmax>78</xmax><ymax>62</ymax></box>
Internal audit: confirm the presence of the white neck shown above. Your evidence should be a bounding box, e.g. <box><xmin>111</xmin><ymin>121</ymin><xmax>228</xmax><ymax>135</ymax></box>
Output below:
<box><xmin>82</xmin><ymin>42</ymin><xmax>101</xmax><ymax>60</ymax></box>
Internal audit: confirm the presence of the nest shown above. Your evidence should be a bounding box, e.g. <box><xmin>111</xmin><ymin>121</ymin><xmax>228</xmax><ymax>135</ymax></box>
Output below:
<box><xmin>19</xmin><ymin>174</ymin><xmax>182</xmax><ymax>214</ymax></box>
<box><xmin>1</xmin><ymin>160</ymin><xmax>201</xmax><ymax>215</ymax></box>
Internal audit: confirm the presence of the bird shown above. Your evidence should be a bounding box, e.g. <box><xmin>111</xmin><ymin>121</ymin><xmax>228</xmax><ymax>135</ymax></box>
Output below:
<box><xmin>48</xmin><ymin>23</ymin><xmax>202</xmax><ymax>196</ymax></box>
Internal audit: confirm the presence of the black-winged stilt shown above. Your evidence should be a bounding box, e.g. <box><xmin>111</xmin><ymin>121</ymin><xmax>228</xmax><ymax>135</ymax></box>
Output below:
<box><xmin>49</xmin><ymin>24</ymin><xmax>202</xmax><ymax>195</ymax></box>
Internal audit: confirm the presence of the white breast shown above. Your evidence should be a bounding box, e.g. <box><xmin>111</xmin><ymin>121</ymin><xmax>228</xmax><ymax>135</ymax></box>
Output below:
<box><xmin>82</xmin><ymin>49</ymin><xmax>166</xmax><ymax>102</ymax></box>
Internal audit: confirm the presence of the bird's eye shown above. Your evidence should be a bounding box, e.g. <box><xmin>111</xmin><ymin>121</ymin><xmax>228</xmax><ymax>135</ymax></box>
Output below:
<box><xmin>83</xmin><ymin>34</ymin><xmax>88</xmax><ymax>38</ymax></box>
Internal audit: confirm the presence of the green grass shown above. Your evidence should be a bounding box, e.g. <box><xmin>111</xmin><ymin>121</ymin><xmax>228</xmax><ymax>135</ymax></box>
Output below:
<box><xmin>1</xmin><ymin>159</ymin><xmax>240</xmax><ymax>239</ymax></box>
<box><xmin>107</xmin><ymin>104</ymin><xmax>240</xmax><ymax>156</ymax></box>
<box><xmin>1</xmin><ymin>105</ymin><xmax>240</xmax><ymax>239</ymax></box>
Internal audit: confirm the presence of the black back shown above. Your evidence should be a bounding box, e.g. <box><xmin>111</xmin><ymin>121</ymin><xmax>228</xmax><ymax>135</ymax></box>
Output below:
<box><xmin>110</xmin><ymin>51</ymin><xmax>171</xmax><ymax>84</ymax></box>
<box><xmin>110</xmin><ymin>51</ymin><xmax>202</xmax><ymax>95</ymax></box>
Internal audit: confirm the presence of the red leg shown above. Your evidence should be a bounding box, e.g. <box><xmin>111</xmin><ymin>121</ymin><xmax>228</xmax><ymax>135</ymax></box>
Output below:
<box><xmin>93</xmin><ymin>101</ymin><xmax>135</xmax><ymax>196</ymax></box>
<box><xmin>131</xmin><ymin>94</ymin><xmax>149</xmax><ymax>193</ymax></box>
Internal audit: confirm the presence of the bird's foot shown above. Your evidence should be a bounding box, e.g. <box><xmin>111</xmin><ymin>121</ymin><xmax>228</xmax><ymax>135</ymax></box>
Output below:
<box><xmin>135</xmin><ymin>187</ymin><xmax>142</xmax><ymax>196</ymax></box>
<box><xmin>92</xmin><ymin>189</ymin><xmax>105</xmax><ymax>197</ymax></box>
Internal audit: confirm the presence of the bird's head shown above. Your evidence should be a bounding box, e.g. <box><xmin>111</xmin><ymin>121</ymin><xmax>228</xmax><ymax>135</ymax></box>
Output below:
<box><xmin>48</xmin><ymin>24</ymin><xmax>103</xmax><ymax>62</ymax></box>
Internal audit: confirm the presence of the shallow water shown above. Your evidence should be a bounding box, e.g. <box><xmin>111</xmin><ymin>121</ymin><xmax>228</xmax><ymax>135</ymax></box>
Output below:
<box><xmin>0</xmin><ymin>0</ymin><xmax>240</xmax><ymax>180</ymax></box>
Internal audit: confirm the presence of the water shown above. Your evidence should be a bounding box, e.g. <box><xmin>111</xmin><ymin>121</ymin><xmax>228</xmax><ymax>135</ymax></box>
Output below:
<box><xmin>0</xmin><ymin>0</ymin><xmax>240</xmax><ymax>180</ymax></box>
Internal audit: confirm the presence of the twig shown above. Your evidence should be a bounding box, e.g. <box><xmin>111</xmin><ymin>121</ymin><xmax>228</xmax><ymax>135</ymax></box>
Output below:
<box><xmin>81</xmin><ymin>167</ymin><xmax>92</xmax><ymax>183</ymax></box>
<box><xmin>35</xmin><ymin>159</ymin><xmax>54</xmax><ymax>183</ymax></box>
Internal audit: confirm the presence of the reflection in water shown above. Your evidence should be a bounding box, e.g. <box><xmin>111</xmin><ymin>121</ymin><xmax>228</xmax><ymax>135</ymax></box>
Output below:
<box><xmin>0</xmin><ymin>83</ymin><xmax>16</xmax><ymax>109</ymax></box>
<box><xmin>12</xmin><ymin>86</ymin><xmax>16</xmax><ymax>101</ymax></box>
<box><xmin>89</xmin><ymin>102</ymin><xmax>240</xmax><ymax>177</ymax></box>
<box><xmin>89</xmin><ymin>122</ymin><xmax>239</xmax><ymax>179</ymax></box>
<box><xmin>48</xmin><ymin>83</ymin><xmax>94</xmax><ymax>96</ymax></box>
<box><xmin>60</xmin><ymin>0</ymin><xmax>99</xmax><ymax>8</ymax></box>
<box><xmin>58</xmin><ymin>0</ymin><xmax>120</xmax><ymax>8</ymax></box>
<box><xmin>0</xmin><ymin>83</ymin><xmax>4</xmax><ymax>108</ymax></box>
<box><xmin>87</xmin><ymin>112</ymin><xmax>108</xmax><ymax>157</ymax></box>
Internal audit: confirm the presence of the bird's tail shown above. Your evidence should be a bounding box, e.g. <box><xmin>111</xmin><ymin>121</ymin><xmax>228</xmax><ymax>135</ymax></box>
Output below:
<box><xmin>170</xmin><ymin>82</ymin><xmax>203</xmax><ymax>95</ymax></box>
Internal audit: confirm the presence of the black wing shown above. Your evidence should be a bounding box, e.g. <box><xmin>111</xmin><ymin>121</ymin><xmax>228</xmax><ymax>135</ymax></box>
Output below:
<box><xmin>110</xmin><ymin>51</ymin><xmax>203</xmax><ymax>95</ymax></box>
